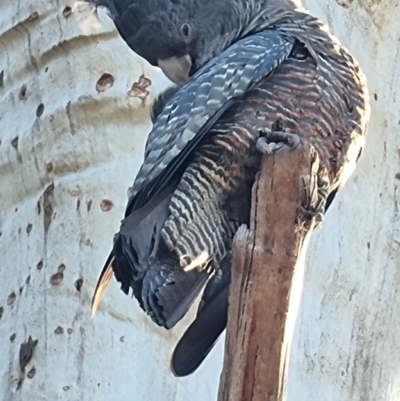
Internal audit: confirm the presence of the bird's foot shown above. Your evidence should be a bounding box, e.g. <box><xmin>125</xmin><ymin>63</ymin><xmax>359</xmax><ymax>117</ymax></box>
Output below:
<box><xmin>297</xmin><ymin>205</ymin><xmax>325</xmax><ymax>224</ymax></box>
<box><xmin>299</xmin><ymin>175</ymin><xmax>331</xmax><ymax>226</ymax></box>
<box><xmin>256</xmin><ymin>131</ymin><xmax>301</xmax><ymax>154</ymax></box>
<box><xmin>256</xmin><ymin>137</ymin><xmax>284</xmax><ymax>153</ymax></box>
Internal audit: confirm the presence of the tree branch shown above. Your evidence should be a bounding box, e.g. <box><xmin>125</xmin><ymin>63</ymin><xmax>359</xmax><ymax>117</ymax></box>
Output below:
<box><xmin>218</xmin><ymin>143</ymin><xmax>321</xmax><ymax>401</ymax></box>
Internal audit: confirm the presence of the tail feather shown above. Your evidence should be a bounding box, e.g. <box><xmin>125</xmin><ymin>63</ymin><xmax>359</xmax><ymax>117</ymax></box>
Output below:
<box><xmin>91</xmin><ymin>255</ymin><xmax>115</xmax><ymax>317</ymax></box>
<box><xmin>139</xmin><ymin>258</ymin><xmax>209</xmax><ymax>328</ymax></box>
<box><xmin>156</xmin><ymin>269</ymin><xmax>208</xmax><ymax>329</ymax></box>
<box><xmin>94</xmin><ymin>182</ymin><xmax>211</xmax><ymax>329</ymax></box>
<box><xmin>171</xmin><ymin>256</ymin><xmax>231</xmax><ymax>376</ymax></box>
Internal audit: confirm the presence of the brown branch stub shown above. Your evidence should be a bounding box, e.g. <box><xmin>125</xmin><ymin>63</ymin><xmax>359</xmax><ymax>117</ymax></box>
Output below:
<box><xmin>218</xmin><ymin>143</ymin><xmax>321</xmax><ymax>401</ymax></box>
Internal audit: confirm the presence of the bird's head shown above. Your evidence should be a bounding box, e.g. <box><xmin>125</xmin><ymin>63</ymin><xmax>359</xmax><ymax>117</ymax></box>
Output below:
<box><xmin>87</xmin><ymin>0</ymin><xmax>198</xmax><ymax>84</ymax></box>
<box><xmin>90</xmin><ymin>0</ymin><xmax>304</xmax><ymax>84</ymax></box>
<box><xmin>120</xmin><ymin>1</ymin><xmax>197</xmax><ymax>84</ymax></box>
<box><xmin>154</xmin><ymin>0</ymin><xmax>304</xmax><ymax>82</ymax></box>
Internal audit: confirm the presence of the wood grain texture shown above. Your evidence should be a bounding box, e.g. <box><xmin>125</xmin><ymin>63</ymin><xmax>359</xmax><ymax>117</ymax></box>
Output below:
<box><xmin>218</xmin><ymin>144</ymin><xmax>321</xmax><ymax>401</ymax></box>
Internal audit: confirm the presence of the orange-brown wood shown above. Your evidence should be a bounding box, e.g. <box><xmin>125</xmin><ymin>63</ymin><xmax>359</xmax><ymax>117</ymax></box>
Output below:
<box><xmin>218</xmin><ymin>144</ymin><xmax>321</xmax><ymax>401</ymax></box>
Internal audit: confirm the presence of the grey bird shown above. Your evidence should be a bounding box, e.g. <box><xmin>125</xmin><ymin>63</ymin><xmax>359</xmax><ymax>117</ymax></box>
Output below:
<box><xmin>90</xmin><ymin>0</ymin><xmax>370</xmax><ymax>376</ymax></box>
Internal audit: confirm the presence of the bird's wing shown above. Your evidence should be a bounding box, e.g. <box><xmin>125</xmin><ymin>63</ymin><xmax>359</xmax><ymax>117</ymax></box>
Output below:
<box><xmin>127</xmin><ymin>30</ymin><xmax>295</xmax><ymax>213</ymax></box>
<box><xmin>92</xmin><ymin>31</ymin><xmax>294</xmax><ymax>322</ymax></box>
<box><xmin>150</xmin><ymin>84</ymin><xmax>182</xmax><ymax>123</ymax></box>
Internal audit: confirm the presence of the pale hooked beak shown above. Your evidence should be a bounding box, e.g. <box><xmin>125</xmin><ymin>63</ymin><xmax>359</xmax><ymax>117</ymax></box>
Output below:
<box><xmin>158</xmin><ymin>54</ymin><xmax>192</xmax><ymax>84</ymax></box>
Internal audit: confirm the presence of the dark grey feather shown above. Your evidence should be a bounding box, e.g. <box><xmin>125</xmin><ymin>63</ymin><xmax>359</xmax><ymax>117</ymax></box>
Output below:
<box><xmin>171</xmin><ymin>256</ymin><xmax>231</xmax><ymax>376</ymax></box>
<box><xmin>128</xmin><ymin>30</ymin><xmax>295</xmax><ymax>211</ymax></box>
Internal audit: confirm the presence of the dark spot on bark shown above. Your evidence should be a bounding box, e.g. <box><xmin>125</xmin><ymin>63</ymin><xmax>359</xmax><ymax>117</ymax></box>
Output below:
<box><xmin>128</xmin><ymin>75</ymin><xmax>151</xmax><ymax>99</ymax></box>
<box><xmin>26</xmin><ymin>276</ymin><xmax>31</xmax><ymax>285</ymax></box>
<box><xmin>62</xmin><ymin>6</ymin><xmax>72</xmax><ymax>18</ymax></box>
<box><xmin>18</xmin><ymin>227</ymin><xmax>21</xmax><ymax>234</ymax></box>
<box><xmin>16</xmin><ymin>377</ymin><xmax>23</xmax><ymax>390</ymax></box>
<box><xmin>45</xmin><ymin>66</ymin><xmax>48</xmax><ymax>73</ymax></box>
<box><xmin>19</xmin><ymin>336</ymin><xmax>38</xmax><ymax>372</ymax></box>
<box><xmin>87</xmin><ymin>199</ymin><xmax>92</xmax><ymax>212</ymax></box>
<box><xmin>27</xmin><ymin>11</ymin><xmax>39</xmax><ymax>21</ymax></box>
<box><xmin>120</xmin><ymin>336</ymin><xmax>125</xmax><ymax>342</ymax></box>
<box><xmin>43</xmin><ymin>183</ymin><xmax>54</xmax><ymax>234</ymax></box>
<box><xmin>19</xmin><ymin>85</ymin><xmax>27</xmax><ymax>100</ymax></box>
<box><xmin>0</xmin><ymin>306</ymin><xmax>3</xmax><ymax>319</ymax></box>
<box><xmin>11</xmin><ymin>136</ymin><xmax>19</xmax><ymax>150</ymax></box>
<box><xmin>44</xmin><ymin>183</ymin><xmax>54</xmax><ymax>196</ymax></box>
<box><xmin>7</xmin><ymin>292</ymin><xmax>16</xmax><ymax>305</ymax></box>
<box><xmin>63</xmin><ymin>386</ymin><xmax>70</xmax><ymax>391</ymax></box>
<box><xmin>367</xmin><ymin>242</ymin><xmax>370</xmax><ymax>249</ymax></box>
<box><xmin>0</xmin><ymin>70</ymin><xmax>4</xmax><ymax>87</ymax></box>
<box><xmin>10</xmin><ymin>333</ymin><xmax>16</xmax><ymax>341</ymax></box>
<box><xmin>100</xmin><ymin>199</ymin><xmax>114</xmax><ymax>212</ymax></box>
<box><xmin>74</xmin><ymin>278</ymin><xmax>83</xmax><ymax>292</ymax></box>
<box><xmin>46</xmin><ymin>162</ymin><xmax>53</xmax><ymax>172</ymax></box>
<box><xmin>36</xmin><ymin>260</ymin><xmax>43</xmax><ymax>270</ymax></box>
<box><xmin>76</xmin><ymin>198</ymin><xmax>80</xmax><ymax>211</ymax></box>
<box><xmin>67</xmin><ymin>328</ymin><xmax>73</xmax><ymax>334</ymax></box>
<box><xmin>50</xmin><ymin>272</ymin><xmax>64</xmax><ymax>285</ymax></box>
<box><xmin>36</xmin><ymin>103</ymin><xmax>44</xmax><ymax>117</ymax></box>
<box><xmin>98</xmin><ymin>383</ymin><xmax>100</xmax><ymax>387</ymax></box>
<box><xmin>19</xmin><ymin>286</ymin><xmax>23</xmax><ymax>295</ymax></box>
<box><xmin>37</xmin><ymin>199</ymin><xmax>41</xmax><ymax>215</ymax></box>
<box><xmin>335</xmin><ymin>0</ymin><xmax>353</xmax><ymax>8</ymax></box>
<box><xmin>96</xmin><ymin>73</ymin><xmax>114</xmax><ymax>92</ymax></box>
<box><xmin>26</xmin><ymin>223</ymin><xmax>33</xmax><ymax>235</ymax></box>
<box><xmin>27</xmin><ymin>366</ymin><xmax>36</xmax><ymax>379</ymax></box>
<box><xmin>395</xmin><ymin>173</ymin><xmax>400</xmax><ymax>180</ymax></box>
<box><xmin>58</xmin><ymin>264</ymin><xmax>66</xmax><ymax>272</ymax></box>
<box><xmin>66</xmin><ymin>101</ymin><xmax>76</xmax><ymax>135</ymax></box>
<box><xmin>54</xmin><ymin>326</ymin><xmax>64</xmax><ymax>334</ymax></box>
<box><xmin>374</xmin><ymin>93</ymin><xmax>378</xmax><ymax>101</ymax></box>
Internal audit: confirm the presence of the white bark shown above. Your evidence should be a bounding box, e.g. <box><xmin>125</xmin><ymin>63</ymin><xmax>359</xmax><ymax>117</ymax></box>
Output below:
<box><xmin>0</xmin><ymin>0</ymin><xmax>398</xmax><ymax>401</ymax></box>
<box><xmin>286</xmin><ymin>1</ymin><xmax>400</xmax><ymax>400</ymax></box>
<box><xmin>0</xmin><ymin>1</ymin><xmax>221</xmax><ymax>400</ymax></box>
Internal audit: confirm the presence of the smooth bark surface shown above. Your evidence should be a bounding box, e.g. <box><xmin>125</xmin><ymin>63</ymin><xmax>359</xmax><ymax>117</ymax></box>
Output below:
<box><xmin>0</xmin><ymin>2</ymin><xmax>221</xmax><ymax>400</ymax></box>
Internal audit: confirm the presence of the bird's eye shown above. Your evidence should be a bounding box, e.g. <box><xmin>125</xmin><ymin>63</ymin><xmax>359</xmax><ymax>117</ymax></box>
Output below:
<box><xmin>180</xmin><ymin>23</ymin><xmax>191</xmax><ymax>38</ymax></box>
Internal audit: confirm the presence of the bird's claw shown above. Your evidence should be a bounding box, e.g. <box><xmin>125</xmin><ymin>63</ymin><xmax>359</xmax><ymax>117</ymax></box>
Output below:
<box><xmin>299</xmin><ymin>174</ymin><xmax>331</xmax><ymax>227</ymax></box>
<box><xmin>298</xmin><ymin>205</ymin><xmax>325</xmax><ymax>224</ymax></box>
<box><xmin>257</xmin><ymin>131</ymin><xmax>301</xmax><ymax>154</ymax></box>
<box><xmin>256</xmin><ymin>137</ymin><xmax>284</xmax><ymax>154</ymax></box>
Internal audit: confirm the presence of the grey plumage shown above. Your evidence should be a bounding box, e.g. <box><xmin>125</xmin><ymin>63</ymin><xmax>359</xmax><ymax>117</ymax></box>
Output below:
<box><xmin>91</xmin><ymin>0</ymin><xmax>370</xmax><ymax>376</ymax></box>
<box><xmin>130</xmin><ymin>31</ymin><xmax>295</xmax><ymax>208</ymax></box>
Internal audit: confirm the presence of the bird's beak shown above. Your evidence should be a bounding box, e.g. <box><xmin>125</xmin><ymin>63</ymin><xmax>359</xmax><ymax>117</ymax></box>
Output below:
<box><xmin>91</xmin><ymin>256</ymin><xmax>115</xmax><ymax>317</ymax></box>
<box><xmin>158</xmin><ymin>54</ymin><xmax>192</xmax><ymax>84</ymax></box>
